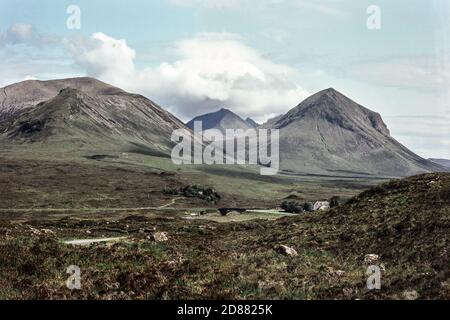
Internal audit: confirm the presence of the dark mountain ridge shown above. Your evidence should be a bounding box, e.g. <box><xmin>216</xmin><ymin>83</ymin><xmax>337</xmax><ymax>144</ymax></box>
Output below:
<box><xmin>186</xmin><ymin>108</ymin><xmax>254</xmax><ymax>133</ymax></box>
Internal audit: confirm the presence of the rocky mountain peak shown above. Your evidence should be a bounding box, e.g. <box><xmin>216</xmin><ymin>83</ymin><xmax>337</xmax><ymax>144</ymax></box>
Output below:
<box><xmin>259</xmin><ymin>88</ymin><xmax>441</xmax><ymax>176</ymax></box>
<box><xmin>272</xmin><ymin>88</ymin><xmax>390</xmax><ymax>137</ymax></box>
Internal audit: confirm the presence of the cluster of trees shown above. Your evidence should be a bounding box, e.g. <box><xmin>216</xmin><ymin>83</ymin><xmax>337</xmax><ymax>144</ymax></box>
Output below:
<box><xmin>281</xmin><ymin>196</ymin><xmax>341</xmax><ymax>214</ymax></box>
<box><xmin>164</xmin><ymin>185</ymin><xmax>221</xmax><ymax>204</ymax></box>
<box><xmin>280</xmin><ymin>201</ymin><xmax>312</xmax><ymax>214</ymax></box>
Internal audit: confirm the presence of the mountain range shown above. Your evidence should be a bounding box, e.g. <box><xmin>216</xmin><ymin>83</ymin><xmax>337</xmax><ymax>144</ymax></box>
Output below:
<box><xmin>0</xmin><ymin>77</ymin><xmax>446</xmax><ymax>177</ymax></box>
<box><xmin>187</xmin><ymin>88</ymin><xmax>444</xmax><ymax>177</ymax></box>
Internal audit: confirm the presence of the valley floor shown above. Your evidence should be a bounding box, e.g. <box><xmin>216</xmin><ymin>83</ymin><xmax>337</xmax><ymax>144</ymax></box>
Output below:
<box><xmin>0</xmin><ymin>155</ymin><xmax>448</xmax><ymax>300</ymax></box>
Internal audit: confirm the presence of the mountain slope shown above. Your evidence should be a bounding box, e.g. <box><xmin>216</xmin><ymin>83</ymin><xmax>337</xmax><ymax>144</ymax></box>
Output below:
<box><xmin>186</xmin><ymin>108</ymin><xmax>253</xmax><ymax>133</ymax></box>
<box><xmin>277</xmin><ymin>172</ymin><xmax>450</xmax><ymax>298</ymax></box>
<box><xmin>245</xmin><ymin>117</ymin><xmax>259</xmax><ymax>128</ymax></box>
<box><xmin>262</xmin><ymin>88</ymin><xmax>444</xmax><ymax>177</ymax></box>
<box><xmin>0</xmin><ymin>78</ymin><xmax>188</xmax><ymax>156</ymax></box>
<box><xmin>429</xmin><ymin>158</ymin><xmax>450</xmax><ymax>168</ymax></box>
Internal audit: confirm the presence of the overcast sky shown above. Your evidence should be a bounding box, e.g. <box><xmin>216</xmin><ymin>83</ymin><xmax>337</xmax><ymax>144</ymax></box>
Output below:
<box><xmin>0</xmin><ymin>0</ymin><xmax>449</xmax><ymax>159</ymax></box>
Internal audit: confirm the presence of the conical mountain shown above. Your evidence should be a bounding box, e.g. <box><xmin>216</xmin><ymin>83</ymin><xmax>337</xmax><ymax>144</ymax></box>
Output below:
<box><xmin>262</xmin><ymin>88</ymin><xmax>445</xmax><ymax>176</ymax></box>
<box><xmin>186</xmin><ymin>108</ymin><xmax>253</xmax><ymax>134</ymax></box>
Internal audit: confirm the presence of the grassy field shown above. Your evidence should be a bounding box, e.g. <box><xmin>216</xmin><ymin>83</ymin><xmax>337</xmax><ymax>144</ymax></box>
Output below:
<box><xmin>0</xmin><ymin>146</ymin><xmax>385</xmax><ymax>211</ymax></box>
<box><xmin>0</xmin><ymin>172</ymin><xmax>448</xmax><ymax>299</ymax></box>
<box><xmin>1</xmin><ymin>148</ymin><xmax>447</xmax><ymax>300</ymax></box>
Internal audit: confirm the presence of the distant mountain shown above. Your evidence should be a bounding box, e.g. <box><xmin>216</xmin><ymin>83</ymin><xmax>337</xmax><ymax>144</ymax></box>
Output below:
<box><xmin>245</xmin><ymin>117</ymin><xmax>259</xmax><ymax>128</ymax></box>
<box><xmin>186</xmin><ymin>108</ymin><xmax>253</xmax><ymax>134</ymax></box>
<box><xmin>262</xmin><ymin>88</ymin><xmax>445</xmax><ymax>177</ymax></box>
<box><xmin>429</xmin><ymin>158</ymin><xmax>450</xmax><ymax>168</ymax></box>
<box><xmin>0</xmin><ymin>77</ymin><xmax>188</xmax><ymax>156</ymax></box>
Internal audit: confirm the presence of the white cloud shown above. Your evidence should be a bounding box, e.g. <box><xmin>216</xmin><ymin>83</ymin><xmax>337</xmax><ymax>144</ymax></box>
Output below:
<box><xmin>351</xmin><ymin>55</ymin><xmax>450</xmax><ymax>91</ymax></box>
<box><xmin>0</xmin><ymin>23</ymin><xmax>57</xmax><ymax>48</ymax></box>
<box><xmin>0</xmin><ymin>27</ymin><xmax>78</xmax><ymax>87</ymax></box>
<box><xmin>3</xmin><ymin>24</ymin><xmax>34</xmax><ymax>43</ymax></box>
<box><xmin>65</xmin><ymin>33</ymin><xmax>136</xmax><ymax>87</ymax></box>
<box><xmin>23</xmin><ymin>75</ymin><xmax>38</xmax><ymax>81</ymax></box>
<box><xmin>68</xmin><ymin>32</ymin><xmax>309</xmax><ymax>121</ymax></box>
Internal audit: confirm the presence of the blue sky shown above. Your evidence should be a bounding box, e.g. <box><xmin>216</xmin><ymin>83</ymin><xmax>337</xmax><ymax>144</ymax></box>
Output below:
<box><xmin>0</xmin><ymin>0</ymin><xmax>449</xmax><ymax>158</ymax></box>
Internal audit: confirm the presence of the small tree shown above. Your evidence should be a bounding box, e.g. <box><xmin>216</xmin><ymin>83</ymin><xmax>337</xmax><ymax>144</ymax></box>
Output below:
<box><xmin>281</xmin><ymin>201</ymin><xmax>304</xmax><ymax>214</ymax></box>
<box><xmin>303</xmin><ymin>202</ymin><xmax>313</xmax><ymax>212</ymax></box>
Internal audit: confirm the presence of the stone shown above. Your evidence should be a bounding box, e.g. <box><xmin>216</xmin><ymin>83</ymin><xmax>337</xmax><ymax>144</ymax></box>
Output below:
<box><xmin>364</xmin><ymin>254</ymin><xmax>380</xmax><ymax>264</ymax></box>
<box><xmin>28</xmin><ymin>226</ymin><xmax>41</xmax><ymax>235</ymax></box>
<box><xmin>152</xmin><ymin>232</ymin><xmax>169</xmax><ymax>242</ymax></box>
<box><xmin>277</xmin><ymin>245</ymin><xmax>298</xmax><ymax>257</ymax></box>
<box><xmin>41</xmin><ymin>228</ymin><xmax>55</xmax><ymax>235</ymax></box>
<box><xmin>403</xmin><ymin>290</ymin><xmax>418</xmax><ymax>300</ymax></box>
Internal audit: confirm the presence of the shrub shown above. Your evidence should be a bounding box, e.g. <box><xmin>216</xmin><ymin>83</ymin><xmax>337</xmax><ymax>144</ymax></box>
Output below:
<box><xmin>329</xmin><ymin>196</ymin><xmax>340</xmax><ymax>208</ymax></box>
<box><xmin>281</xmin><ymin>201</ymin><xmax>305</xmax><ymax>214</ymax></box>
<box><xmin>165</xmin><ymin>185</ymin><xmax>221</xmax><ymax>204</ymax></box>
<box><xmin>303</xmin><ymin>202</ymin><xmax>313</xmax><ymax>212</ymax></box>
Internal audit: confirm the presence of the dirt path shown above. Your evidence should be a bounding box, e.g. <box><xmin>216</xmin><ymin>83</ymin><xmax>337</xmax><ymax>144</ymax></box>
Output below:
<box><xmin>0</xmin><ymin>207</ymin><xmax>162</xmax><ymax>213</ymax></box>
<box><xmin>157</xmin><ymin>197</ymin><xmax>183</xmax><ymax>209</ymax></box>
<box><xmin>63</xmin><ymin>237</ymin><xmax>128</xmax><ymax>246</ymax></box>
<box><xmin>0</xmin><ymin>197</ymin><xmax>186</xmax><ymax>213</ymax></box>
<box><xmin>247</xmin><ymin>209</ymin><xmax>291</xmax><ymax>215</ymax></box>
